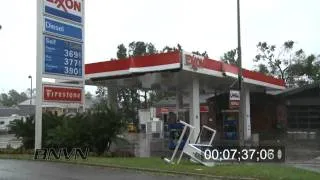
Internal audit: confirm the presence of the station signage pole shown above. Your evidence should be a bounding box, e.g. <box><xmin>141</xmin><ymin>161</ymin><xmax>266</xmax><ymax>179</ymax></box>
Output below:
<box><xmin>35</xmin><ymin>0</ymin><xmax>44</xmax><ymax>150</ymax></box>
<box><xmin>35</xmin><ymin>0</ymin><xmax>85</xmax><ymax>150</ymax></box>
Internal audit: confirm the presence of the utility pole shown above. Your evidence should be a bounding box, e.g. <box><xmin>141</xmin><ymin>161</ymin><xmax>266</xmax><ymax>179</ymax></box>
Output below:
<box><xmin>237</xmin><ymin>0</ymin><xmax>244</xmax><ymax>146</ymax></box>
<box><xmin>28</xmin><ymin>75</ymin><xmax>32</xmax><ymax>105</ymax></box>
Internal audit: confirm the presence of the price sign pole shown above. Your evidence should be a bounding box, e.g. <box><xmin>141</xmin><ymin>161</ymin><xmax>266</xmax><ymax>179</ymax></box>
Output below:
<box><xmin>35</xmin><ymin>0</ymin><xmax>44</xmax><ymax>150</ymax></box>
<box><xmin>36</xmin><ymin>0</ymin><xmax>85</xmax><ymax>150</ymax></box>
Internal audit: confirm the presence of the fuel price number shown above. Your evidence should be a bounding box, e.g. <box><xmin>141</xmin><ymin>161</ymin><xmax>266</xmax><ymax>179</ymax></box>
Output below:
<box><xmin>63</xmin><ymin>40</ymin><xmax>82</xmax><ymax>77</ymax></box>
<box><xmin>44</xmin><ymin>36</ymin><xmax>83</xmax><ymax>78</ymax></box>
<box><xmin>63</xmin><ymin>48</ymin><xmax>82</xmax><ymax>76</ymax></box>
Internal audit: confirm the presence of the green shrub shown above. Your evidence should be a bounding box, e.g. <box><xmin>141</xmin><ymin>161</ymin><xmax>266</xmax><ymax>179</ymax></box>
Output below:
<box><xmin>88</xmin><ymin>107</ymin><xmax>125</xmax><ymax>155</ymax></box>
<box><xmin>44</xmin><ymin>113</ymin><xmax>92</xmax><ymax>150</ymax></box>
<box><xmin>9</xmin><ymin>107</ymin><xmax>125</xmax><ymax>156</ymax></box>
<box><xmin>9</xmin><ymin>116</ymin><xmax>35</xmax><ymax>149</ymax></box>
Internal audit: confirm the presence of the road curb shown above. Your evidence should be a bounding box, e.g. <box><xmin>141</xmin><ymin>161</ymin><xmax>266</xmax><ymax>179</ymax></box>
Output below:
<box><xmin>0</xmin><ymin>156</ymin><xmax>258</xmax><ymax>180</ymax></box>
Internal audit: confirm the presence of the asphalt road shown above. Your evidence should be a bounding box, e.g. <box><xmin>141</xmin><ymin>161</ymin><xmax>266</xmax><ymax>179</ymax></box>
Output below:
<box><xmin>0</xmin><ymin>159</ymin><xmax>210</xmax><ymax>180</ymax></box>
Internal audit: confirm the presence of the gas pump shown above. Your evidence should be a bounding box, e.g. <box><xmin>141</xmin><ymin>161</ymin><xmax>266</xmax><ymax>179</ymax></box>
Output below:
<box><xmin>168</xmin><ymin>123</ymin><xmax>186</xmax><ymax>150</ymax></box>
<box><xmin>222</xmin><ymin>110</ymin><xmax>239</xmax><ymax>140</ymax></box>
<box><xmin>163</xmin><ymin>120</ymin><xmax>216</xmax><ymax>167</ymax></box>
<box><xmin>167</xmin><ymin>109</ymin><xmax>186</xmax><ymax>150</ymax></box>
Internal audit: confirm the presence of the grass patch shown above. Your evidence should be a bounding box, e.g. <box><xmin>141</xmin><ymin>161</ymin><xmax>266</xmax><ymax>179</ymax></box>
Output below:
<box><xmin>0</xmin><ymin>154</ymin><xmax>319</xmax><ymax>180</ymax></box>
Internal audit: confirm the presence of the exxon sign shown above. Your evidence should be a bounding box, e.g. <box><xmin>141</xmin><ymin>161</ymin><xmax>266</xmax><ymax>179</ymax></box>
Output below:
<box><xmin>185</xmin><ymin>54</ymin><xmax>205</xmax><ymax>71</ymax></box>
<box><xmin>45</xmin><ymin>0</ymin><xmax>83</xmax><ymax>23</ymax></box>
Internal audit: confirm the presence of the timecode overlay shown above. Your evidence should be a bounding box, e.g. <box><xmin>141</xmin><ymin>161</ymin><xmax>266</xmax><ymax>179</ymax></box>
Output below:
<box><xmin>195</xmin><ymin>146</ymin><xmax>285</xmax><ymax>162</ymax></box>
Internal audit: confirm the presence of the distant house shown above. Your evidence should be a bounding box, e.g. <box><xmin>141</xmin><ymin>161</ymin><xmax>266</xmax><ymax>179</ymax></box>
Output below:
<box><xmin>18</xmin><ymin>97</ymin><xmax>97</xmax><ymax>116</ymax></box>
<box><xmin>0</xmin><ymin>106</ymin><xmax>28</xmax><ymax>133</ymax></box>
<box><xmin>0</xmin><ymin>97</ymin><xmax>98</xmax><ymax>133</ymax></box>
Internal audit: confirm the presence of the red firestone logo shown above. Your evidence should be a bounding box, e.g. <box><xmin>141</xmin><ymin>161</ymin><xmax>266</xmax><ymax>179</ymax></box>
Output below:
<box><xmin>43</xmin><ymin>86</ymin><xmax>82</xmax><ymax>103</ymax></box>
<box><xmin>185</xmin><ymin>54</ymin><xmax>205</xmax><ymax>71</ymax></box>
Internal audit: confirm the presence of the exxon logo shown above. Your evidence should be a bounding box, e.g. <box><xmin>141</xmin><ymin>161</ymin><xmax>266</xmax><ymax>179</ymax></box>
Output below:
<box><xmin>185</xmin><ymin>54</ymin><xmax>205</xmax><ymax>71</ymax></box>
<box><xmin>47</xmin><ymin>0</ymin><xmax>82</xmax><ymax>13</ymax></box>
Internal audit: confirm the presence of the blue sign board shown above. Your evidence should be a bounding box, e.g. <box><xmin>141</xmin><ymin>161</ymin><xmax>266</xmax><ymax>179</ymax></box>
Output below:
<box><xmin>44</xmin><ymin>18</ymin><xmax>82</xmax><ymax>41</ymax></box>
<box><xmin>44</xmin><ymin>36</ymin><xmax>83</xmax><ymax>78</ymax></box>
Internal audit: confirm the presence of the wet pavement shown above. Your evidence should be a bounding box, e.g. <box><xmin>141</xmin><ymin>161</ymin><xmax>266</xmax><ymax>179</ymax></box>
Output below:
<box><xmin>0</xmin><ymin>159</ymin><xmax>212</xmax><ymax>180</ymax></box>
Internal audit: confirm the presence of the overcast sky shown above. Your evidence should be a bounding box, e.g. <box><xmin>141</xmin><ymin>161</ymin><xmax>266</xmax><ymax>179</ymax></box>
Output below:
<box><xmin>0</xmin><ymin>0</ymin><xmax>319</xmax><ymax>94</ymax></box>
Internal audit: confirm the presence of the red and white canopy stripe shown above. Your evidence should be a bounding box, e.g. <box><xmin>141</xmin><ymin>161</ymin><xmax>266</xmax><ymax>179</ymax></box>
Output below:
<box><xmin>85</xmin><ymin>51</ymin><xmax>285</xmax><ymax>90</ymax></box>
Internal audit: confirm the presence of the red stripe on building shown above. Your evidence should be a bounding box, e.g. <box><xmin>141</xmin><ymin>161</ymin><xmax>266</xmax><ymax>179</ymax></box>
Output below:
<box><xmin>130</xmin><ymin>51</ymin><xmax>180</xmax><ymax>68</ymax></box>
<box><xmin>222</xmin><ymin>63</ymin><xmax>238</xmax><ymax>75</ymax></box>
<box><xmin>85</xmin><ymin>51</ymin><xmax>180</xmax><ymax>75</ymax></box>
<box><xmin>243</xmin><ymin>69</ymin><xmax>285</xmax><ymax>87</ymax></box>
<box><xmin>202</xmin><ymin>58</ymin><xmax>223</xmax><ymax>71</ymax></box>
<box><xmin>220</xmin><ymin>61</ymin><xmax>285</xmax><ymax>87</ymax></box>
<box><xmin>85</xmin><ymin>58</ymin><xmax>131</xmax><ymax>74</ymax></box>
<box><xmin>200</xmin><ymin>105</ymin><xmax>209</xmax><ymax>112</ymax></box>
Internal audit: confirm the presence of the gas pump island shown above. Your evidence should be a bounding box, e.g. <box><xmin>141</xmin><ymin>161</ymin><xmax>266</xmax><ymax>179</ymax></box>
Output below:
<box><xmin>85</xmin><ymin>51</ymin><xmax>285</xmax><ymax>166</ymax></box>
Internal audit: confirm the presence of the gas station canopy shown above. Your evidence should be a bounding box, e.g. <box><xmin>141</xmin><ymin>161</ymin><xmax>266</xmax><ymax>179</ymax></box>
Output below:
<box><xmin>85</xmin><ymin>51</ymin><xmax>285</xmax><ymax>92</ymax></box>
<box><xmin>84</xmin><ymin>51</ymin><xmax>285</xmax><ymax>142</ymax></box>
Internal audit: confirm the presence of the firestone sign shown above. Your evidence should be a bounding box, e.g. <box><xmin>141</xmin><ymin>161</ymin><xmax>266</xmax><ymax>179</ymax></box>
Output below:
<box><xmin>43</xmin><ymin>85</ymin><xmax>83</xmax><ymax>103</ymax></box>
<box><xmin>44</xmin><ymin>0</ymin><xmax>83</xmax><ymax>23</ymax></box>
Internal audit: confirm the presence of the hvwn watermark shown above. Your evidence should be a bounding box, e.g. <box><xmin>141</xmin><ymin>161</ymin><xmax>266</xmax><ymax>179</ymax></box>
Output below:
<box><xmin>34</xmin><ymin>148</ymin><xmax>89</xmax><ymax>160</ymax></box>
